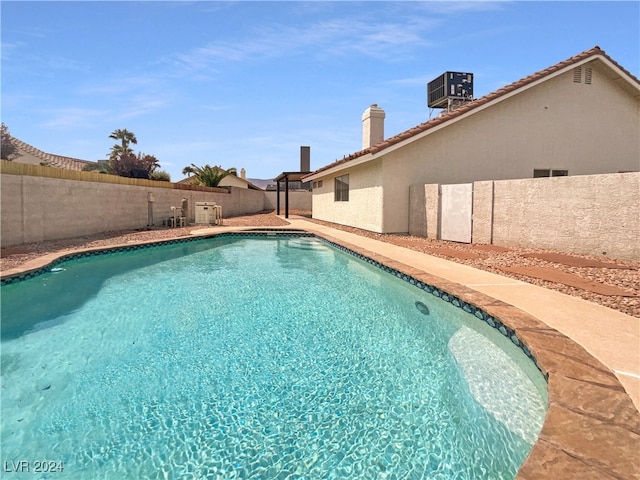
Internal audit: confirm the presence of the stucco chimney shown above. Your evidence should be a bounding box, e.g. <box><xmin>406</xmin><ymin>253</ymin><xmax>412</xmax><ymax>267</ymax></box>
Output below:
<box><xmin>362</xmin><ymin>104</ymin><xmax>385</xmax><ymax>149</ymax></box>
<box><xmin>300</xmin><ymin>146</ymin><xmax>310</xmax><ymax>172</ymax></box>
<box><xmin>240</xmin><ymin>168</ymin><xmax>246</xmax><ymax>179</ymax></box>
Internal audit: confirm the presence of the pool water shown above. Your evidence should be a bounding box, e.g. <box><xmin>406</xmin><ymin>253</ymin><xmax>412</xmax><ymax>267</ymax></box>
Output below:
<box><xmin>1</xmin><ymin>236</ymin><xmax>547</xmax><ymax>479</ymax></box>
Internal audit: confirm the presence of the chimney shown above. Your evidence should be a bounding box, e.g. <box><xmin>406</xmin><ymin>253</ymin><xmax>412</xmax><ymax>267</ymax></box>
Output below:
<box><xmin>362</xmin><ymin>104</ymin><xmax>385</xmax><ymax>149</ymax></box>
<box><xmin>240</xmin><ymin>168</ymin><xmax>246</xmax><ymax>179</ymax></box>
<box><xmin>300</xmin><ymin>146</ymin><xmax>310</xmax><ymax>172</ymax></box>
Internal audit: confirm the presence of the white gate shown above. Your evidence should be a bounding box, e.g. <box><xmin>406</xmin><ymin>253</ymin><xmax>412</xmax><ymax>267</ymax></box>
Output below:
<box><xmin>440</xmin><ymin>183</ymin><xmax>473</xmax><ymax>243</ymax></box>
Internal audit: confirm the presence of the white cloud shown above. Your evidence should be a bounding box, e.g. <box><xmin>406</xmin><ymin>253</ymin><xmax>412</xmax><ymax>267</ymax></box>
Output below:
<box><xmin>119</xmin><ymin>95</ymin><xmax>173</xmax><ymax>120</ymax></box>
<box><xmin>165</xmin><ymin>10</ymin><xmax>440</xmax><ymax>77</ymax></box>
<box><xmin>39</xmin><ymin>107</ymin><xmax>108</xmax><ymax>128</ymax></box>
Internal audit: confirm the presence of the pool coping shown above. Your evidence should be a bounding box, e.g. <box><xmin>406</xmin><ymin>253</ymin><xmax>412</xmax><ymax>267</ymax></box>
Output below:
<box><xmin>2</xmin><ymin>226</ymin><xmax>639</xmax><ymax>479</ymax></box>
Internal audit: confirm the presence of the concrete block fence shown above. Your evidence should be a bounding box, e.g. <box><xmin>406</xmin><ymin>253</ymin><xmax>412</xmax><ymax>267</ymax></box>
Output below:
<box><xmin>409</xmin><ymin>172</ymin><xmax>639</xmax><ymax>261</ymax></box>
<box><xmin>0</xmin><ymin>164</ymin><xmax>266</xmax><ymax>246</ymax></box>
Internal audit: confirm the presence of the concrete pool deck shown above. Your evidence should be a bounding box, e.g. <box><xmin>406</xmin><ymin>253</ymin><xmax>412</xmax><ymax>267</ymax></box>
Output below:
<box><xmin>3</xmin><ymin>218</ymin><xmax>639</xmax><ymax>479</ymax></box>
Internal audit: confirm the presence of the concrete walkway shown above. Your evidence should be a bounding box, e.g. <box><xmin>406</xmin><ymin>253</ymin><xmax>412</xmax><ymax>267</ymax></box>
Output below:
<box><xmin>283</xmin><ymin>217</ymin><xmax>640</xmax><ymax>410</ymax></box>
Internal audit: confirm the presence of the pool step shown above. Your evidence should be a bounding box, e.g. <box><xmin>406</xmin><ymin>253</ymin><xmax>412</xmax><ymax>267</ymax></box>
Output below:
<box><xmin>286</xmin><ymin>238</ymin><xmax>325</xmax><ymax>250</ymax></box>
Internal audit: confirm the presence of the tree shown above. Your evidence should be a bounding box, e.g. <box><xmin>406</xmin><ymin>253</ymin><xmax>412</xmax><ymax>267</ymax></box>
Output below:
<box><xmin>1</xmin><ymin>123</ymin><xmax>20</xmax><ymax>161</ymax></box>
<box><xmin>106</xmin><ymin>129</ymin><xmax>160</xmax><ymax>179</ymax></box>
<box><xmin>149</xmin><ymin>170</ymin><xmax>171</xmax><ymax>182</ymax></box>
<box><xmin>182</xmin><ymin>164</ymin><xmax>237</xmax><ymax>187</ymax></box>
<box><xmin>110</xmin><ymin>152</ymin><xmax>160</xmax><ymax>179</ymax></box>
<box><xmin>82</xmin><ymin>161</ymin><xmax>112</xmax><ymax>174</ymax></box>
<box><xmin>108</xmin><ymin>128</ymin><xmax>137</xmax><ymax>160</ymax></box>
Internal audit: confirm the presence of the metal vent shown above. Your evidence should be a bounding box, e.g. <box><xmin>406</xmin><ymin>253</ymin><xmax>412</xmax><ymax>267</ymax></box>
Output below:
<box><xmin>573</xmin><ymin>67</ymin><xmax>582</xmax><ymax>83</ymax></box>
<box><xmin>585</xmin><ymin>66</ymin><xmax>592</xmax><ymax>85</ymax></box>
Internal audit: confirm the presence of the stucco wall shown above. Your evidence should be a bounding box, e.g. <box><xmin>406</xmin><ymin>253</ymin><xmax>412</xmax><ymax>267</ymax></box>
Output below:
<box><xmin>311</xmin><ymin>159</ymin><xmax>384</xmax><ymax>232</ymax></box>
<box><xmin>312</xmin><ymin>61</ymin><xmax>639</xmax><ymax>234</ymax></box>
<box><xmin>381</xmin><ymin>64</ymin><xmax>639</xmax><ymax>233</ymax></box>
<box><xmin>264</xmin><ymin>191</ymin><xmax>312</xmax><ymax>212</ymax></box>
<box><xmin>0</xmin><ymin>173</ymin><xmax>266</xmax><ymax>246</ymax></box>
<box><xmin>489</xmin><ymin>172</ymin><xmax>639</xmax><ymax>261</ymax></box>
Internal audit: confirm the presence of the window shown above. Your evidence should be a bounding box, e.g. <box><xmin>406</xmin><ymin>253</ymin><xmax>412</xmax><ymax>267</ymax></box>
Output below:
<box><xmin>534</xmin><ymin>169</ymin><xmax>568</xmax><ymax>178</ymax></box>
<box><xmin>313</xmin><ymin>180</ymin><xmax>323</xmax><ymax>189</ymax></box>
<box><xmin>334</xmin><ymin>174</ymin><xmax>349</xmax><ymax>201</ymax></box>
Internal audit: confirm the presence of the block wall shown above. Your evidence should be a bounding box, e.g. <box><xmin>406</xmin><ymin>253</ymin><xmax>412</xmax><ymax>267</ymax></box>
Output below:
<box><xmin>1</xmin><ymin>173</ymin><xmax>267</xmax><ymax>246</ymax></box>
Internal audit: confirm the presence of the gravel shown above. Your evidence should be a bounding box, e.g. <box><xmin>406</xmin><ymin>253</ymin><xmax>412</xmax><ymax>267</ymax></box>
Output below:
<box><xmin>2</xmin><ymin>210</ymin><xmax>638</xmax><ymax>318</ymax></box>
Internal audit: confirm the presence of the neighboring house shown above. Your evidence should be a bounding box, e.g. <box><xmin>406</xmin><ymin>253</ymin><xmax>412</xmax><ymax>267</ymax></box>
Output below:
<box><xmin>303</xmin><ymin>46</ymin><xmax>640</xmax><ymax>234</ymax></box>
<box><xmin>219</xmin><ymin>175</ymin><xmax>263</xmax><ymax>190</ymax></box>
<box><xmin>7</xmin><ymin>135</ymin><xmax>95</xmax><ymax>171</ymax></box>
<box><xmin>177</xmin><ymin>168</ymin><xmax>263</xmax><ymax>190</ymax></box>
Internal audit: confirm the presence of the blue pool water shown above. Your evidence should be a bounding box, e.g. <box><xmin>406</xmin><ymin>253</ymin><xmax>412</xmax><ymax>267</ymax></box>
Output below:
<box><xmin>1</xmin><ymin>235</ymin><xmax>547</xmax><ymax>479</ymax></box>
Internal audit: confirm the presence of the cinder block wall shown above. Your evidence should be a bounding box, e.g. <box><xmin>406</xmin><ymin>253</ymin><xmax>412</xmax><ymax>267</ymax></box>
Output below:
<box><xmin>471</xmin><ymin>181</ymin><xmax>494</xmax><ymax>244</ymax></box>
<box><xmin>0</xmin><ymin>173</ymin><xmax>267</xmax><ymax>246</ymax></box>
<box><xmin>408</xmin><ymin>173</ymin><xmax>639</xmax><ymax>261</ymax></box>
<box><xmin>488</xmin><ymin>172</ymin><xmax>639</xmax><ymax>261</ymax></box>
<box><xmin>408</xmin><ymin>185</ymin><xmax>427</xmax><ymax>237</ymax></box>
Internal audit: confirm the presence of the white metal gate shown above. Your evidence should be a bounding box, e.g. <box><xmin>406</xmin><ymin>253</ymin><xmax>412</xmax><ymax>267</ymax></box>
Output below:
<box><xmin>440</xmin><ymin>183</ymin><xmax>473</xmax><ymax>243</ymax></box>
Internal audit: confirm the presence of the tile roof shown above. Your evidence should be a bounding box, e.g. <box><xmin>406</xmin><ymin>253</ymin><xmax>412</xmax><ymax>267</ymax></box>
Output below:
<box><xmin>9</xmin><ymin>135</ymin><xmax>95</xmax><ymax>171</ymax></box>
<box><xmin>306</xmin><ymin>46</ymin><xmax>640</xmax><ymax>179</ymax></box>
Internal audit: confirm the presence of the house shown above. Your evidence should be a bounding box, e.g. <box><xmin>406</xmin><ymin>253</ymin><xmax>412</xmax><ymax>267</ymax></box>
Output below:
<box><xmin>7</xmin><ymin>135</ymin><xmax>95</xmax><ymax>171</ymax></box>
<box><xmin>303</xmin><ymin>46</ymin><xmax>640</xmax><ymax>234</ymax></box>
<box><xmin>177</xmin><ymin>167</ymin><xmax>263</xmax><ymax>190</ymax></box>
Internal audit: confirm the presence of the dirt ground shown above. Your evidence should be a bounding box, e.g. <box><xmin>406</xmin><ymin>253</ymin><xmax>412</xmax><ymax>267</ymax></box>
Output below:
<box><xmin>2</xmin><ymin>210</ymin><xmax>638</xmax><ymax>318</ymax></box>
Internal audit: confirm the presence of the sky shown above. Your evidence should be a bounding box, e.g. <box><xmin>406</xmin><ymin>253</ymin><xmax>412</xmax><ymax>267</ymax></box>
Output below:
<box><xmin>1</xmin><ymin>1</ymin><xmax>639</xmax><ymax>182</ymax></box>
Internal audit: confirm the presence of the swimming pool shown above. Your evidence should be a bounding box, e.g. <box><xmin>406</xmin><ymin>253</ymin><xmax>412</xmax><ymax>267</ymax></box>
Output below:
<box><xmin>1</xmin><ymin>234</ymin><xmax>547</xmax><ymax>479</ymax></box>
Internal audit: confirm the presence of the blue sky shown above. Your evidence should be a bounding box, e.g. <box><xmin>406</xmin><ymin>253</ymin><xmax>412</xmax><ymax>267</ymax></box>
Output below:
<box><xmin>2</xmin><ymin>1</ymin><xmax>638</xmax><ymax>181</ymax></box>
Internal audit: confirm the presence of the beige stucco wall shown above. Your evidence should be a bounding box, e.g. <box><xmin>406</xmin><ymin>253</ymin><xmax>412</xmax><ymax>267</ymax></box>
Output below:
<box><xmin>312</xmin><ymin>60</ymin><xmax>639</xmax><ymax>234</ymax></box>
<box><xmin>490</xmin><ymin>172</ymin><xmax>639</xmax><ymax>261</ymax></box>
<box><xmin>311</xmin><ymin>158</ymin><xmax>384</xmax><ymax>232</ymax></box>
<box><xmin>264</xmin><ymin>190</ymin><xmax>312</xmax><ymax>211</ymax></box>
<box><xmin>0</xmin><ymin>174</ymin><xmax>266</xmax><ymax>246</ymax></box>
<box><xmin>381</xmin><ymin>63</ymin><xmax>639</xmax><ymax>233</ymax></box>
<box><xmin>219</xmin><ymin>175</ymin><xmax>249</xmax><ymax>189</ymax></box>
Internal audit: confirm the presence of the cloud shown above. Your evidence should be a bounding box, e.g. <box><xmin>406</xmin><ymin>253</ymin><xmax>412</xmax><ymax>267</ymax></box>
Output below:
<box><xmin>78</xmin><ymin>76</ymin><xmax>161</xmax><ymax>96</ymax></box>
<box><xmin>413</xmin><ymin>1</ymin><xmax>510</xmax><ymax>15</ymax></box>
<box><xmin>39</xmin><ymin>107</ymin><xmax>108</xmax><ymax>129</ymax></box>
<box><xmin>119</xmin><ymin>95</ymin><xmax>173</xmax><ymax>120</ymax></box>
<box><xmin>165</xmin><ymin>9</ymin><xmax>440</xmax><ymax>77</ymax></box>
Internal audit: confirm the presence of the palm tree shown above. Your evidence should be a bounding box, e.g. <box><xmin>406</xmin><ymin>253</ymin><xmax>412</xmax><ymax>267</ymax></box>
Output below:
<box><xmin>182</xmin><ymin>164</ymin><xmax>237</xmax><ymax>187</ymax></box>
<box><xmin>108</xmin><ymin>129</ymin><xmax>137</xmax><ymax>160</ymax></box>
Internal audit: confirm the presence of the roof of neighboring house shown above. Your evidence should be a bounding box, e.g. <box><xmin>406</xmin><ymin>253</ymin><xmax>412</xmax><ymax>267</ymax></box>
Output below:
<box><xmin>9</xmin><ymin>135</ymin><xmax>95</xmax><ymax>171</ymax></box>
<box><xmin>304</xmin><ymin>46</ymin><xmax>640</xmax><ymax>180</ymax></box>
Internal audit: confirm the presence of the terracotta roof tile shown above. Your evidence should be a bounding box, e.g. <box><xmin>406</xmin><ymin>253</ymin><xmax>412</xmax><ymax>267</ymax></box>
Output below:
<box><xmin>9</xmin><ymin>136</ymin><xmax>95</xmax><ymax>171</ymax></box>
<box><xmin>306</xmin><ymin>46</ymin><xmax>639</xmax><ymax>179</ymax></box>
